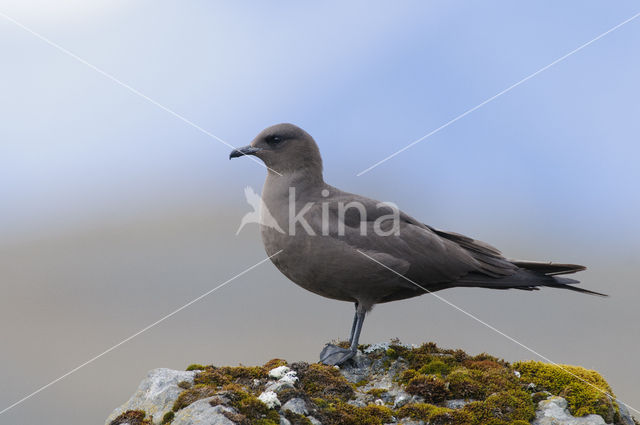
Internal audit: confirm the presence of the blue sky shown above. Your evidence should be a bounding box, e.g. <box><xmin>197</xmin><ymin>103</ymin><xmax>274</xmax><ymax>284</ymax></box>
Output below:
<box><xmin>1</xmin><ymin>2</ymin><xmax>639</xmax><ymax>424</ymax></box>
<box><xmin>2</xmin><ymin>1</ymin><xmax>639</xmax><ymax>244</ymax></box>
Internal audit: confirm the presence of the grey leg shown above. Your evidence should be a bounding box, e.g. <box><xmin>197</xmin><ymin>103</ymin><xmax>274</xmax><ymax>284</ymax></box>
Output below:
<box><xmin>349</xmin><ymin>305</ymin><xmax>366</xmax><ymax>351</ymax></box>
<box><xmin>320</xmin><ymin>303</ymin><xmax>366</xmax><ymax>366</ymax></box>
<box><xmin>348</xmin><ymin>302</ymin><xmax>358</xmax><ymax>344</ymax></box>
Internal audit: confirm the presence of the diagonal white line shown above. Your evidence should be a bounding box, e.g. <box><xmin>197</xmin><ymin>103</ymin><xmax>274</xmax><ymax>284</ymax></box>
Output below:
<box><xmin>356</xmin><ymin>249</ymin><xmax>640</xmax><ymax>416</ymax></box>
<box><xmin>357</xmin><ymin>11</ymin><xmax>640</xmax><ymax>176</ymax></box>
<box><xmin>0</xmin><ymin>10</ymin><xmax>282</xmax><ymax>177</ymax></box>
<box><xmin>0</xmin><ymin>250</ymin><xmax>282</xmax><ymax>416</ymax></box>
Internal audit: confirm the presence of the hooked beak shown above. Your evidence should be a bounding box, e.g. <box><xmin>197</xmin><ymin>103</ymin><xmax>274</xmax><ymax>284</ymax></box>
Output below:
<box><xmin>229</xmin><ymin>145</ymin><xmax>261</xmax><ymax>159</ymax></box>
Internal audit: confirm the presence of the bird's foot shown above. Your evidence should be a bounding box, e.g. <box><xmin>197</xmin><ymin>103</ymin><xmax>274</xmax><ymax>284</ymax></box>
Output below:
<box><xmin>319</xmin><ymin>344</ymin><xmax>356</xmax><ymax>366</ymax></box>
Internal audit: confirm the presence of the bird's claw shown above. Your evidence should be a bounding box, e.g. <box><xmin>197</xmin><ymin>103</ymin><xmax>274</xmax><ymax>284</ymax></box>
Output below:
<box><xmin>319</xmin><ymin>344</ymin><xmax>356</xmax><ymax>366</ymax></box>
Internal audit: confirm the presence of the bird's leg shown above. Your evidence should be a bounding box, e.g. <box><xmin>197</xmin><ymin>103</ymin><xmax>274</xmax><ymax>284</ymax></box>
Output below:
<box><xmin>347</xmin><ymin>302</ymin><xmax>359</xmax><ymax>344</ymax></box>
<box><xmin>349</xmin><ymin>305</ymin><xmax>365</xmax><ymax>352</ymax></box>
<box><xmin>320</xmin><ymin>303</ymin><xmax>366</xmax><ymax>366</ymax></box>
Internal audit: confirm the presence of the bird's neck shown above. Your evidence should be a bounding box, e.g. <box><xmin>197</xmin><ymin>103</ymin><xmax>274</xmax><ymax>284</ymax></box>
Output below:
<box><xmin>264</xmin><ymin>168</ymin><xmax>325</xmax><ymax>201</ymax></box>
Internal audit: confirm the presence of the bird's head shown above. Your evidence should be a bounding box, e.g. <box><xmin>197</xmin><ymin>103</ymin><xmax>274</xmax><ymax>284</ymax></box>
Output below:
<box><xmin>230</xmin><ymin>123</ymin><xmax>323</xmax><ymax>177</ymax></box>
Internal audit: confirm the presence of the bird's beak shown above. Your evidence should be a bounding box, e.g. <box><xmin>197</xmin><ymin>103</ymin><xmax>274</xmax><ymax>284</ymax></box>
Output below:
<box><xmin>229</xmin><ymin>145</ymin><xmax>261</xmax><ymax>159</ymax></box>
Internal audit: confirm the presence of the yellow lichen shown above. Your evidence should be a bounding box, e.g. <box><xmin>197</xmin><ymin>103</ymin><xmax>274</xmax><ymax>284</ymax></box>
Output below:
<box><xmin>514</xmin><ymin>361</ymin><xmax>618</xmax><ymax>421</ymax></box>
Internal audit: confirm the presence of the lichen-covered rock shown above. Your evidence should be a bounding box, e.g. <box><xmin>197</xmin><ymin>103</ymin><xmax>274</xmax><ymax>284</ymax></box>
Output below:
<box><xmin>105</xmin><ymin>368</ymin><xmax>196</xmax><ymax>425</ymax></box>
<box><xmin>617</xmin><ymin>400</ymin><xmax>637</xmax><ymax>425</ymax></box>
<box><xmin>445</xmin><ymin>399</ymin><xmax>471</xmax><ymax>409</ymax></box>
<box><xmin>171</xmin><ymin>397</ymin><xmax>236</xmax><ymax>425</ymax></box>
<box><xmin>281</xmin><ymin>397</ymin><xmax>308</xmax><ymax>416</ymax></box>
<box><xmin>105</xmin><ymin>342</ymin><xmax>635</xmax><ymax>425</ymax></box>
<box><xmin>514</xmin><ymin>361</ymin><xmax>620</xmax><ymax>422</ymax></box>
<box><xmin>534</xmin><ymin>396</ymin><xmax>606</xmax><ymax>425</ymax></box>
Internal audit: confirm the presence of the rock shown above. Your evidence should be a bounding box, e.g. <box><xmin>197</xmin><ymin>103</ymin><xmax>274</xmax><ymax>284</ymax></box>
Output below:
<box><xmin>618</xmin><ymin>400</ymin><xmax>636</xmax><ymax>425</ymax></box>
<box><xmin>364</xmin><ymin>342</ymin><xmax>392</xmax><ymax>354</ymax></box>
<box><xmin>445</xmin><ymin>399</ymin><xmax>470</xmax><ymax>409</ymax></box>
<box><xmin>281</xmin><ymin>397</ymin><xmax>308</xmax><ymax>416</ymax></box>
<box><xmin>265</xmin><ymin>367</ymin><xmax>298</xmax><ymax>393</ymax></box>
<box><xmin>171</xmin><ymin>397</ymin><xmax>236</xmax><ymax>425</ymax></box>
<box><xmin>533</xmin><ymin>396</ymin><xmax>606</xmax><ymax>425</ymax></box>
<box><xmin>397</xmin><ymin>420</ymin><xmax>425</xmax><ymax>425</ymax></box>
<box><xmin>393</xmin><ymin>393</ymin><xmax>411</xmax><ymax>408</ymax></box>
<box><xmin>279</xmin><ymin>415</ymin><xmax>292</xmax><ymax>425</ymax></box>
<box><xmin>105</xmin><ymin>342</ymin><xmax>636</xmax><ymax>425</ymax></box>
<box><xmin>265</xmin><ymin>380</ymin><xmax>295</xmax><ymax>393</ymax></box>
<box><xmin>339</xmin><ymin>351</ymin><xmax>373</xmax><ymax>383</ymax></box>
<box><xmin>105</xmin><ymin>368</ymin><xmax>196</xmax><ymax>425</ymax></box>
<box><xmin>307</xmin><ymin>416</ymin><xmax>322</xmax><ymax>425</ymax></box>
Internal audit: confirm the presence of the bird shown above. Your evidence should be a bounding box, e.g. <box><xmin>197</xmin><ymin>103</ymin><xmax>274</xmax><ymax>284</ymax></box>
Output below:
<box><xmin>229</xmin><ymin>123</ymin><xmax>606</xmax><ymax>366</ymax></box>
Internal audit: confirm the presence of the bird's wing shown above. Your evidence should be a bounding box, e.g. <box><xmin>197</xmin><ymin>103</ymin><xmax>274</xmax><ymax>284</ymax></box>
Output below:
<box><xmin>315</xmin><ymin>190</ymin><xmax>517</xmax><ymax>286</ymax></box>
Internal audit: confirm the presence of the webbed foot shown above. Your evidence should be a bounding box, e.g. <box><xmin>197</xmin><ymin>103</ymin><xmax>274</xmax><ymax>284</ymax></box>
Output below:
<box><xmin>319</xmin><ymin>344</ymin><xmax>356</xmax><ymax>366</ymax></box>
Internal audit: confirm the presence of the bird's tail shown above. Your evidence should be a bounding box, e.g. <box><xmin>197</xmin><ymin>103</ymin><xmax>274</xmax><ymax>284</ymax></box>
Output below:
<box><xmin>509</xmin><ymin>260</ymin><xmax>585</xmax><ymax>276</ymax></box>
<box><xmin>511</xmin><ymin>260</ymin><xmax>607</xmax><ymax>297</ymax></box>
<box><xmin>454</xmin><ymin>261</ymin><xmax>608</xmax><ymax>297</ymax></box>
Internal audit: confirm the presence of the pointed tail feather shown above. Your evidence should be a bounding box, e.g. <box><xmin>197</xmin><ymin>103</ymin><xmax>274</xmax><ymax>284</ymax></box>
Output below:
<box><xmin>510</xmin><ymin>260</ymin><xmax>586</xmax><ymax>276</ymax></box>
<box><xmin>454</xmin><ymin>266</ymin><xmax>607</xmax><ymax>297</ymax></box>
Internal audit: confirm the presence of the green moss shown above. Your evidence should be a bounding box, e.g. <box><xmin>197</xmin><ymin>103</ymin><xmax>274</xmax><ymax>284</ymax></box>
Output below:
<box><xmin>311</xmin><ymin>397</ymin><xmax>330</xmax><ymax>409</ymax></box>
<box><xmin>283</xmin><ymin>410</ymin><xmax>314</xmax><ymax>425</ymax></box>
<box><xmin>172</xmin><ymin>384</ymin><xmax>218</xmax><ymax>411</ymax></box>
<box><xmin>193</xmin><ymin>365</ymin><xmax>268</xmax><ymax>387</ymax></box>
<box><xmin>398</xmin><ymin>368</ymin><xmax>419</xmax><ymax>384</ymax></box>
<box><xmin>532</xmin><ymin>391</ymin><xmax>551</xmax><ymax>404</ymax></box>
<box><xmin>191</xmin><ymin>367</ymin><xmax>233</xmax><ymax>387</ymax></box>
<box><xmin>463</xmin><ymin>359</ymin><xmax>505</xmax><ymax>371</ymax></box>
<box><xmin>160</xmin><ymin>411</ymin><xmax>174</xmax><ymax>424</ymax></box>
<box><xmin>447</xmin><ymin>368</ymin><xmax>484</xmax><ymax>399</ymax></box>
<box><xmin>397</xmin><ymin>403</ymin><xmax>471</xmax><ymax>424</ymax></box>
<box><xmin>405</xmin><ymin>374</ymin><xmax>450</xmax><ymax>403</ymax></box>
<box><xmin>462</xmin><ymin>389</ymin><xmax>535</xmax><ymax>425</ymax></box>
<box><xmin>418</xmin><ymin>359</ymin><xmax>452</xmax><ymax>376</ymax></box>
<box><xmin>319</xmin><ymin>402</ymin><xmax>394</xmax><ymax>425</ymax></box>
<box><xmin>297</xmin><ymin>363</ymin><xmax>354</xmax><ymax>400</ymax></box>
<box><xmin>263</xmin><ymin>358</ymin><xmax>288</xmax><ymax>370</ymax></box>
<box><xmin>354</xmin><ymin>379</ymin><xmax>370</xmax><ymax>388</ymax></box>
<box><xmin>385</xmin><ymin>348</ymin><xmax>398</xmax><ymax>359</ymax></box>
<box><xmin>514</xmin><ymin>361</ymin><xmax>618</xmax><ymax>421</ymax></box>
<box><xmin>186</xmin><ymin>364</ymin><xmax>206</xmax><ymax>371</ymax></box>
<box><xmin>177</xmin><ymin>380</ymin><xmax>192</xmax><ymax>389</ymax></box>
<box><xmin>109</xmin><ymin>410</ymin><xmax>151</xmax><ymax>425</ymax></box>
<box><xmin>453</xmin><ymin>349</ymin><xmax>469</xmax><ymax>363</ymax></box>
<box><xmin>468</xmin><ymin>352</ymin><xmax>506</xmax><ymax>365</ymax></box>
<box><xmin>447</xmin><ymin>366</ymin><xmax>518</xmax><ymax>400</ymax></box>
<box><xmin>396</xmin><ymin>402</ymin><xmax>440</xmax><ymax>420</ymax></box>
<box><xmin>388</xmin><ymin>342</ymin><xmax>441</xmax><ymax>370</ymax></box>
<box><xmin>219</xmin><ymin>383</ymin><xmax>281</xmax><ymax>424</ymax></box>
<box><xmin>366</xmin><ymin>388</ymin><xmax>387</xmax><ymax>398</ymax></box>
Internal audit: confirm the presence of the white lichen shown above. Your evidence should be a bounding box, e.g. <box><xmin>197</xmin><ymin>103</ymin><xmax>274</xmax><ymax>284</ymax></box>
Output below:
<box><xmin>280</xmin><ymin>370</ymin><xmax>298</xmax><ymax>385</ymax></box>
<box><xmin>258</xmin><ymin>391</ymin><xmax>281</xmax><ymax>409</ymax></box>
<box><xmin>269</xmin><ymin>366</ymin><xmax>291</xmax><ymax>379</ymax></box>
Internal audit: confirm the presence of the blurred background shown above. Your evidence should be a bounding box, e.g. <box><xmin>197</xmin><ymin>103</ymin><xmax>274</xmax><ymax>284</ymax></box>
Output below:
<box><xmin>1</xmin><ymin>1</ymin><xmax>639</xmax><ymax>424</ymax></box>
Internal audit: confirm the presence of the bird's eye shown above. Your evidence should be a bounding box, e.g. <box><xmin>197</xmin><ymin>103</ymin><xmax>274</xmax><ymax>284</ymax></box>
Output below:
<box><xmin>266</xmin><ymin>135</ymin><xmax>282</xmax><ymax>144</ymax></box>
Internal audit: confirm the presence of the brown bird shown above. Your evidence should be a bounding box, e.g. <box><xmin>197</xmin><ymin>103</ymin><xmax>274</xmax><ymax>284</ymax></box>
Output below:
<box><xmin>230</xmin><ymin>123</ymin><xmax>605</xmax><ymax>366</ymax></box>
